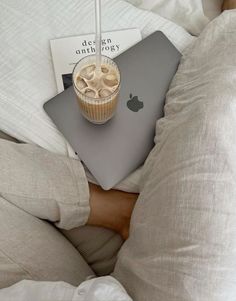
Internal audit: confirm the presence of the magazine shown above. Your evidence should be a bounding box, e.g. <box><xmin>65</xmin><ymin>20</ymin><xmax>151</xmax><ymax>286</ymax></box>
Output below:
<box><xmin>50</xmin><ymin>28</ymin><xmax>142</xmax><ymax>93</ymax></box>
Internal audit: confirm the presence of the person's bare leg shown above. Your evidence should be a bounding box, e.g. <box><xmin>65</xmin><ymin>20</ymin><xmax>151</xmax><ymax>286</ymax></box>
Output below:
<box><xmin>222</xmin><ymin>0</ymin><xmax>236</xmax><ymax>10</ymax></box>
<box><xmin>87</xmin><ymin>183</ymin><xmax>138</xmax><ymax>240</ymax></box>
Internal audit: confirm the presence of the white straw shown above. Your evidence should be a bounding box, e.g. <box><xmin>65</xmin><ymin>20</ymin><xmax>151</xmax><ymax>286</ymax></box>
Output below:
<box><xmin>95</xmin><ymin>0</ymin><xmax>101</xmax><ymax>73</ymax></box>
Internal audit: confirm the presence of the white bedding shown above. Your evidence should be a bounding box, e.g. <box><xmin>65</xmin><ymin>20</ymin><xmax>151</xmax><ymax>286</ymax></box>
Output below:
<box><xmin>0</xmin><ymin>0</ymin><xmax>195</xmax><ymax>192</ymax></box>
<box><xmin>126</xmin><ymin>0</ymin><xmax>223</xmax><ymax>35</ymax></box>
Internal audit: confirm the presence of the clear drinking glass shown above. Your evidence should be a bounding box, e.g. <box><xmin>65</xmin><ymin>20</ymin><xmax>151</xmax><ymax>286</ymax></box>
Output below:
<box><xmin>72</xmin><ymin>55</ymin><xmax>121</xmax><ymax>124</ymax></box>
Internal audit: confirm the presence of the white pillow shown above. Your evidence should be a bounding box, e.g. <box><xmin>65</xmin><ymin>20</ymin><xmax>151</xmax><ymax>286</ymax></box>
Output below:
<box><xmin>126</xmin><ymin>0</ymin><xmax>210</xmax><ymax>35</ymax></box>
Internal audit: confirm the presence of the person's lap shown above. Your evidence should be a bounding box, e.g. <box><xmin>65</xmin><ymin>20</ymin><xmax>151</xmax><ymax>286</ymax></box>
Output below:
<box><xmin>0</xmin><ymin>196</ymin><xmax>94</xmax><ymax>288</ymax></box>
<box><xmin>113</xmin><ymin>10</ymin><xmax>236</xmax><ymax>300</ymax></box>
<box><xmin>0</xmin><ymin>130</ymin><xmax>123</xmax><ymax>286</ymax></box>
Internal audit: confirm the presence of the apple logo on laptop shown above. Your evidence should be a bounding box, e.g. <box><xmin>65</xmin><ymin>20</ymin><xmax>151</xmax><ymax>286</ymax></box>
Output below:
<box><xmin>127</xmin><ymin>93</ymin><xmax>144</xmax><ymax>112</ymax></box>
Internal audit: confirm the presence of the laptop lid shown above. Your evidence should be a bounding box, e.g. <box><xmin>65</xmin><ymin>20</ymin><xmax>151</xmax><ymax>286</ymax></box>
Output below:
<box><xmin>44</xmin><ymin>31</ymin><xmax>181</xmax><ymax>190</ymax></box>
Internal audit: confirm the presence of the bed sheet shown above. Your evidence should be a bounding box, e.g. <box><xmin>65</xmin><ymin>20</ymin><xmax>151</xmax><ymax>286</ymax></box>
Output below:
<box><xmin>126</xmin><ymin>0</ymin><xmax>223</xmax><ymax>35</ymax></box>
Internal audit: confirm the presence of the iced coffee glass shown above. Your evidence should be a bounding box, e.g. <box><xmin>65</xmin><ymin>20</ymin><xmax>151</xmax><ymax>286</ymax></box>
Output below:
<box><xmin>72</xmin><ymin>55</ymin><xmax>120</xmax><ymax>124</ymax></box>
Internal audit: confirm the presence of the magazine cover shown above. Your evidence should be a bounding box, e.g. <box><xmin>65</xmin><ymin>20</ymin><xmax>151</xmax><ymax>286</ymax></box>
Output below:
<box><xmin>50</xmin><ymin>28</ymin><xmax>142</xmax><ymax>93</ymax></box>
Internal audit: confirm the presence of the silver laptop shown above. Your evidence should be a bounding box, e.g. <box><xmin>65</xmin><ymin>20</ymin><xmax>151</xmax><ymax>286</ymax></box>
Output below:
<box><xmin>44</xmin><ymin>31</ymin><xmax>181</xmax><ymax>190</ymax></box>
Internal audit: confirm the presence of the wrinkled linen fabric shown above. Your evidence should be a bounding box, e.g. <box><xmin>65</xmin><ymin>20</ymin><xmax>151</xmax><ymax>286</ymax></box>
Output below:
<box><xmin>126</xmin><ymin>0</ymin><xmax>209</xmax><ymax>35</ymax></box>
<box><xmin>0</xmin><ymin>0</ymin><xmax>194</xmax><ymax>193</ymax></box>
<box><xmin>113</xmin><ymin>10</ymin><xmax>236</xmax><ymax>301</ymax></box>
<box><xmin>126</xmin><ymin>0</ymin><xmax>223</xmax><ymax>27</ymax></box>
<box><xmin>0</xmin><ymin>277</ymin><xmax>132</xmax><ymax>301</ymax></box>
<box><xmin>0</xmin><ymin>138</ymin><xmax>131</xmax><ymax>299</ymax></box>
